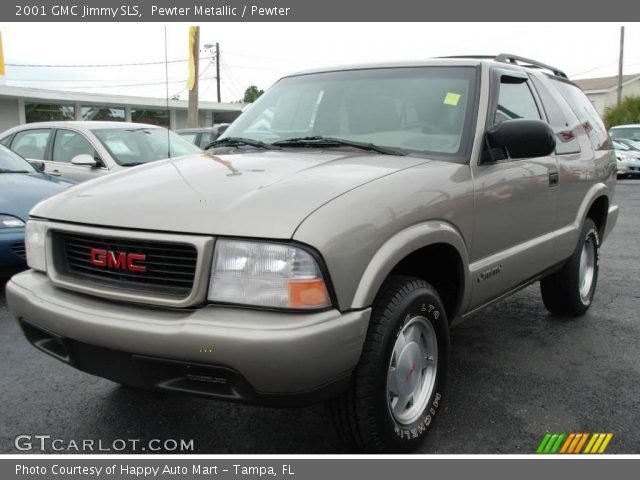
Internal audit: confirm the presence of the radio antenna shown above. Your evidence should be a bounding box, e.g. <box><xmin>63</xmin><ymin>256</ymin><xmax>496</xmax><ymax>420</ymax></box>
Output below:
<box><xmin>164</xmin><ymin>26</ymin><xmax>171</xmax><ymax>159</ymax></box>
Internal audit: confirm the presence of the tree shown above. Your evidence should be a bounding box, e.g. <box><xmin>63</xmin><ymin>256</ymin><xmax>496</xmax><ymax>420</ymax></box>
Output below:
<box><xmin>603</xmin><ymin>96</ymin><xmax>640</xmax><ymax>129</ymax></box>
<box><xmin>242</xmin><ymin>86</ymin><xmax>264</xmax><ymax>103</ymax></box>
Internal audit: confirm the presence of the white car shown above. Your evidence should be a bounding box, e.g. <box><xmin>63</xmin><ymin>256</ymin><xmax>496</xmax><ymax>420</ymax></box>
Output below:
<box><xmin>0</xmin><ymin>121</ymin><xmax>201</xmax><ymax>183</ymax></box>
<box><xmin>610</xmin><ymin>124</ymin><xmax>640</xmax><ymax>142</ymax></box>
<box><xmin>613</xmin><ymin>140</ymin><xmax>640</xmax><ymax>178</ymax></box>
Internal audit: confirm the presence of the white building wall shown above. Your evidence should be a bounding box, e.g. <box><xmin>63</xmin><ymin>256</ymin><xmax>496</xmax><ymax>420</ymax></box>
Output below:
<box><xmin>0</xmin><ymin>98</ymin><xmax>21</xmax><ymax>132</ymax></box>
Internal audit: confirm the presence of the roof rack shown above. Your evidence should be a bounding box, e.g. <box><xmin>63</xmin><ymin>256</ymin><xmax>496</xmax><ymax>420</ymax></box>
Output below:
<box><xmin>439</xmin><ymin>54</ymin><xmax>568</xmax><ymax>79</ymax></box>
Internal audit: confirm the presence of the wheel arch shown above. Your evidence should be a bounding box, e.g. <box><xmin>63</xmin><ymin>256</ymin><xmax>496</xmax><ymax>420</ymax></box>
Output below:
<box><xmin>350</xmin><ymin>221</ymin><xmax>471</xmax><ymax>322</ymax></box>
<box><xmin>585</xmin><ymin>194</ymin><xmax>609</xmax><ymax>240</ymax></box>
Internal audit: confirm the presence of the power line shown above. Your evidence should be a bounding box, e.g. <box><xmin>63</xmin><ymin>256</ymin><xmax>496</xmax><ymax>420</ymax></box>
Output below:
<box><xmin>8</xmin><ymin>76</ymin><xmax>218</xmax><ymax>90</ymax></box>
<box><xmin>570</xmin><ymin>59</ymin><xmax>640</xmax><ymax>77</ymax></box>
<box><xmin>222</xmin><ymin>49</ymin><xmax>290</xmax><ymax>62</ymax></box>
<box><xmin>170</xmin><ymin>60</ymin><xmax>214</xmax><ymax>99</ymax></box>
<box><xmin>5</xmin><ymin>57</ymin><xmax>213</xmax><ymax>68</ymax></box>
<box><xmin>220</xmin><ymin>62</ymin><xmax>245</xmax><ymax>97</ymax></box>
<box><xmin>4</xmin><ymin>75</ymin><xmax>194</xmax><ymax>83</ymax></box>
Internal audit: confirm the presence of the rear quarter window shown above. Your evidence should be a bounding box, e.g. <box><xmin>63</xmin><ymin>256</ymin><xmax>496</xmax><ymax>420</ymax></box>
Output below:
<box><xmin>549</xmin><ymin>79</ymin><xmax>610</xmax><ymax>150</ymax></box>
<box><xmin>530</xmin><ymin>76</ymin><xmax>581</xmax><ymax>155</ymax></box>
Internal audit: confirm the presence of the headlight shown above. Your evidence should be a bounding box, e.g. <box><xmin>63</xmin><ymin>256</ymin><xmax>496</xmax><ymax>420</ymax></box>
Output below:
<box><xmin>208</xmin><ymin>239</ymin><xmax>331</xmax><ymax>309</ymax></box>
<box><xmin>0</xmin><ymin>214</ymin><xmax>25</xmax><ymax>229</ymax></box>
<box><xmin>25</xmin><ymin>220</ymin><xmax>47</xmax><ymax>272</ymax></box>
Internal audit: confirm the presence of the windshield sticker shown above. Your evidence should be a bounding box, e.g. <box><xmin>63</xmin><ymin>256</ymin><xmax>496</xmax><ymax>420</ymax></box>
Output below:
<box><xmin>444</xmin><ymin>92</ymin><xmax>461</xmax><ymax>106</ymax></box>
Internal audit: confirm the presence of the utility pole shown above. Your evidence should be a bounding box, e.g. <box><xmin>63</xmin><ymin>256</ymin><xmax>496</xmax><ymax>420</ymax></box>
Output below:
<box><xmin>187</xmin><ymin>26</ymin><xmax>200</xmax><ymax>128</ymax></box>
<box><xmin>617</xmin><ymin>25</ymin><xmax>625</xmax><ymax>105</ymax></box>
<box><xmin>216</xmin><ymin>42</ymin><xmax>221</xmax><ymax>103</ymax></box>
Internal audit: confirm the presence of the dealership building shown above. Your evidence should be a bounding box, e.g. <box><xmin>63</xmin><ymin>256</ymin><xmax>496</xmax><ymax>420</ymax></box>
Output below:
<box><xmin>0</xmin><ymin>84</ymin><xmax>244</xmax><ymax>133</ymax></box>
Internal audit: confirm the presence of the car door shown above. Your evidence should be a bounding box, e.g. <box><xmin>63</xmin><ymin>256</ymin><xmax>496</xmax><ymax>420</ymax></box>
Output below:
<box><xmin>9</xmin><ymin>128</ymin><xmax>53</xmax><ymax>172</ymax></box>
<box><xmin>469</xmin><ymin>69</ymin><xmax>559</xmax><ymax>311</ymax></box>
<box><xmin>50</xmin><ymin>129</ymin><xmax>108</xmax><ymax>183</ymax></box>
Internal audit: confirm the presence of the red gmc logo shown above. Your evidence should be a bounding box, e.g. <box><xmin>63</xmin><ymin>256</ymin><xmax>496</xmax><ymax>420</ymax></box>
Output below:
<box><xmin>89</xmin><ymin>248</ymin><xmax>146</xmax><ymax>272</ymax></box>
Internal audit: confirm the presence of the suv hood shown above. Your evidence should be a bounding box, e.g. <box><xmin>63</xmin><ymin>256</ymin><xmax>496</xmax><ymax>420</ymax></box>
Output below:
<box><xmin>32</xmin><ymin>150</ymin><xmax>428</xmax><ymax>238</ymax></box>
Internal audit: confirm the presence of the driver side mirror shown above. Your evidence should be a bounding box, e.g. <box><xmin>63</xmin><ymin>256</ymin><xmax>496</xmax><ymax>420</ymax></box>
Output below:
<box><xmin>29</xmin><ymin>160</ymin><xmax>46</xmax><ymax>172</ymax></box>
<box><xmin>70</xmin><ymin>154</ymin><xmax>99</xmax><ymax>167</ymax></box>
<box><xmin>482</xmin><ymin>119</ymin><xmax>556</xmax><ymax>163</ymax></box>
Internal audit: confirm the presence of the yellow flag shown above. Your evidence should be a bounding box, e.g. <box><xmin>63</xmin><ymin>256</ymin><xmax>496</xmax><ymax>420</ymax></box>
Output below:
<box><xmin>0</xmin><ymin>32</ymin><xmax>5</xmax><ymax>76</ymax></box>
<box><xmin>187</xmin><ymin>26</ymin><xmax>198</xmax><ymax>91</ymax></box>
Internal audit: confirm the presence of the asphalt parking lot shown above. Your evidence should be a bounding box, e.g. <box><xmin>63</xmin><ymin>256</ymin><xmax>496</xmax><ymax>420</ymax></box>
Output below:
<box><xmin>1</xmin><ymin>180</ymin><xmax>639</xmax><ymax>455</ymax></box>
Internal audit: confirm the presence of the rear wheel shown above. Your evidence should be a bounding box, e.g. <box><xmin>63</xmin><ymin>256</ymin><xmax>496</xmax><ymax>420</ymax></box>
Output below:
<box><xmin>327</xmin><ymin>275</ymin><xmax>449</xmax><ymax>452</ymax></box>
<box><xmin>540</xmin><ymin>218</ymin><xmax>600</xmax><ymax>316</ymax></box>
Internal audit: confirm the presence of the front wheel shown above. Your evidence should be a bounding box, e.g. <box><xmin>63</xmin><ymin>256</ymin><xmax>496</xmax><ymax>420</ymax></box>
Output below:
<box><xmin>327</xmin><ymin>275</ymin><xmax>449</xmax><ymax>453</ymax></box>
<box><xmin>540</xmin><ymin>217</ymin><xmax>600</xmax><ymax>316</ymax></box>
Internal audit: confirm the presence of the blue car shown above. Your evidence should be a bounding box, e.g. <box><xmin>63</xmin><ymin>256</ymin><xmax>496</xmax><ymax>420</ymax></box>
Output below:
<box><xmin>0</xmin><ymin>144</ymin><xmax>73</xmax><ymax>276</ymax></box>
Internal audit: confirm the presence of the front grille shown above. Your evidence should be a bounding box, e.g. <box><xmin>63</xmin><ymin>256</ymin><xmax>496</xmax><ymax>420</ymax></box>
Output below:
<box><xmin>54</xmin><ymin>232</ymin><xmax>198</xmax><ymax>297</ymax></box>
<box><xmin>11</xmin><ymin>243</ymin><xmax>26</xmax><ymax>259</ymax></box>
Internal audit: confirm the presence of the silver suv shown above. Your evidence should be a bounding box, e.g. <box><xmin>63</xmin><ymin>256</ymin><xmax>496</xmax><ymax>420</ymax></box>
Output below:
<box><xmin>6</xmin><ymin>55</ymin><xmax>619</xmax><ymax>452</ymax></box>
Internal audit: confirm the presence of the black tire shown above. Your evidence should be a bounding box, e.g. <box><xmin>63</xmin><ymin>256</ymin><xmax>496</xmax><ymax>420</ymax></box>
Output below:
<box><xmin>327</xmin><ymin>275</ymin><xmax>449</xmax><ymax>453</ymax></box>
<box><xmin>540</xmin><ymin>217</ymin><xmax>600</xmax><ymax>316</ymax></box>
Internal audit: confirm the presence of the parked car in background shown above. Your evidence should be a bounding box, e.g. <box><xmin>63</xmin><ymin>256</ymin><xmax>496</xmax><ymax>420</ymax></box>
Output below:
<box><xmin>613</xmin><ymin>140</ymin><xmax>640</xmax><ymax>178</ymax></box>
<box><xmin>177</xmin><ymin>123</ymin><xmax>230</xmax><ymax>149</ymax></box>
<box><xmin>609</xmin><ymin>124</ymin><xmax>640</xmax><ymax>142</ymax></box>
<box><xmin>0</xmin><ymin>144</ymin><xmax>73</xmax><ymax>276</ymax></box>
<box><xmin>0</xmin><ymin>121</ymin><xmax>201</xmax><ymax>183</ymax></box>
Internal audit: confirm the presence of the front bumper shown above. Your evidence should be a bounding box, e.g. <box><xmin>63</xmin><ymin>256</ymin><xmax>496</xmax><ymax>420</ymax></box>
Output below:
<box><xmin>6</xmin><ymin>270</ymin><xmax>370</xmax><ymax>405</ymax></box>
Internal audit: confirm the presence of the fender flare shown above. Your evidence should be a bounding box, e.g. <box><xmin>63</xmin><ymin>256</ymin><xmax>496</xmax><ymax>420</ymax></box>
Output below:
<box><xmin>573</xmin><ymin>182</ymin><xmax>611</xmax><ymax>234</ymax></box>
<box><xmin>350</xmin><ymin>220</ymin><xmax>472</xmax><ymax>313</ymax></box>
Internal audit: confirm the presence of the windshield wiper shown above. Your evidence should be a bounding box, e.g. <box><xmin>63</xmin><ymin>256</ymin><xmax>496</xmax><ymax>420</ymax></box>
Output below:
<box><xmin>272</xmin><ymin>136</ymin><xmax>405</xmax><ymax>156</ymax></box>
<box><xmin>205</xmin><ymin>137</ymin><xmax>281</xmax><ymax>151</ymax></box>
<box><xmin>0</xmin><ymin>169</ymin><xmax>31</xmax><ymax>173</ymax></box>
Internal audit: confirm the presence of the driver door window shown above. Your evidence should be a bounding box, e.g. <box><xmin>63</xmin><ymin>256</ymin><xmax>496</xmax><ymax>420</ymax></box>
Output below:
<box><xmin>494</xmin><ymin>80</ymin><xmax>541</xmax><ymax>126</ymax></box>
<box><xmin>52</xmin><ymin>130</ymin><xmax>98</xmax><ymax>163</ymax></box>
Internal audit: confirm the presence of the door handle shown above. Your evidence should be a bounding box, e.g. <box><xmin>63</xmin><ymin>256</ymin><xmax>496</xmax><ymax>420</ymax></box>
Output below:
<box><xmin>49</xmin><ymin>170</ymin><xmax>61</xmax><ymax>176</ymax></box>
<box><xmin>548</xmin><ymin>171</ymin><xmax>559</xmax><ymax>186</ymax></box>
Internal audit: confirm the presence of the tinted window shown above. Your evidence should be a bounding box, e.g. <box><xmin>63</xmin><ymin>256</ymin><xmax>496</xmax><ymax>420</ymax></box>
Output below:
<box><xmin>550</xmin><ymin>80</ymin><xmax>609</xmax><ymax>150</ymax></box>
<box><xmin>199</xmin><ymin>132</ymin><xmax>216</xmax><ymax>148</ymax></box>
<box><xmin>53</xmin><ymin>130</ymin><xmax>98</xmax><ymax>163</ymax></box>
<box><xmin>530</xmin><ymin>76</ymin><xmax>581</xmax><ymax>155</ymax></box>
<box><xmin>82</xmin><ymin>106</ymin><xmax>125</xmax><ymax>121</ymax></box>
<box><xmin>178</xmin><ymin>132</ymin><xmax>199</xmax><ymax>145</ymax></box>
<box><xmin>494</xmin><ymin>79</ymin><xmax>540</xmax><ymax>126</ymax></box>
<box><xmin>131</xmin><ymin>109</ymin><xmax>169</xmax><ymax>127</ymax></box>
<box><xmin>25</xmin><ymin>103</ymin><xmax>74</xmax><ymax>123</ymax></box>
<box><xmin>11</xmin><ymin>129</ymin><xmax>52</xmax><ymax>160</ymax></box>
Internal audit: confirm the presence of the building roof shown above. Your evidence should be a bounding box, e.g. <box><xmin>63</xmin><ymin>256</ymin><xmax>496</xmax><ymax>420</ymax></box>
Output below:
<box><xmin>573</xmin><ymin>74</ymin><xmax>640</xmax><ymax>93</ymax></box>
<box><xmin>0</xmin><ymin>84</ymin><xmax>243</xmax><ymax>112</ymax></box>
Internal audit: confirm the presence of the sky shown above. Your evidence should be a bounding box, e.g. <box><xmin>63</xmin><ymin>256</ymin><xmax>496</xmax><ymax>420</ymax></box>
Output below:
<box><xmin>0</xmin><ymin>22</ymin><xmax>639</xmax><ymax>103</ymax></box>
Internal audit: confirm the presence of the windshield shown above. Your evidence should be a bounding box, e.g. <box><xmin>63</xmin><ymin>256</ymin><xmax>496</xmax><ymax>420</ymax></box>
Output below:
<box><xmin>610</xmin><ymin>127</ymin><xmax>640</xmax><ymax>141</ymax></box>
<box><xmin>91</xmin><ymin>127</ymin><xmax>201</xmax><ymax>166</ymax></box>
<box><xmin>223</xmin><ymin>67</ymin><xmax>478</xmax><ymax>159</ymax></box>
<box><xmin>0</xmin><ymin>144</ymin><xmax>36</xmax><ymax>173</ymax></box>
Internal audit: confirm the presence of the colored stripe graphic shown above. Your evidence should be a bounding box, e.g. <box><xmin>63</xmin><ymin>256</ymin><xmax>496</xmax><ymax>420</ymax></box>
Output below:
<box><xmin>537</xmin><ymin>433</ymin><xmax>565</xmax><ymax>453</ymax></box>
<box><xmin>538</xmin><ymin>433</ymin><xmax>613</xmax><ymax>454</ymax></box>
<box><xmin>584</xmin><ymin>433</ymin><xmax>614</xmax><ymax>454</ymax></box>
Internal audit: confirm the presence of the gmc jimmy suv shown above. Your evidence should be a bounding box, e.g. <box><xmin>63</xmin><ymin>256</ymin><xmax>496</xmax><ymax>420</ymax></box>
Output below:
<box><xmin>6</xmin><ymin>55</ymin><xmax>618</xmax><ymax>452</ymax></box>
